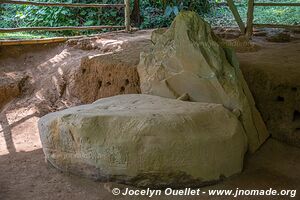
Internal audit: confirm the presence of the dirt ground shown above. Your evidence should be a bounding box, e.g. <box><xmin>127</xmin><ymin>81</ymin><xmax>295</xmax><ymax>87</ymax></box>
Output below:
<box><xmin>0</xmin><ymin>30</ymin><xmax>300</xmax><ymax>200</ymax></box>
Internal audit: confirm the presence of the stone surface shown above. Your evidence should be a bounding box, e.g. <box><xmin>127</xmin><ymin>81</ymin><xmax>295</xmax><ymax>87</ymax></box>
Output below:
<box><xmin>213</xmin><ymin>27</ymin><xmax>241</xmax><ymax>39</ymax></box>
<box><xmin>137</xmin><ymin>11</ymin><xmax>269</xmax><ymax>153</ymax></box>
<box><xmin>38</xmin><ymin>94</ymin><xmax>247</xmax><ymax>187</ymax></box>
<box><xmin>238</xmin><ymin>40</ymin><xmax>300</xmax><ymax>147</ymax></box>
<box><xmin>69</xmin><ymin>53</ymin><xmax>141</xmax><ymax>104</ymax></box>
<box><xmin>67</xmin><ymin>35</ymin><xmax>152</xmax><ymax>104</ymax></box>
<box><xmin>245</xmin><ymin>69</ymin><xmax>300</xmax><ymax>147</ymax></box>
<box><xmin>266</xmin><ymin>30</ymin><xmax>291</xmax><ymax>43</ymax></box>
<box><xmin>0</xmin><ymin>73</ymin><xmax>26</xmax><ymax>110</ymax></box>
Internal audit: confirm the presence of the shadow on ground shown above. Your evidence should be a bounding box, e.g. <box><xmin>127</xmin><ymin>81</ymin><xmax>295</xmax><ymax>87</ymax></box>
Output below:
<box><xmin>0</xmin><ymin>139</ymin><xmax>299</xmax><ymax>200</ymax></box>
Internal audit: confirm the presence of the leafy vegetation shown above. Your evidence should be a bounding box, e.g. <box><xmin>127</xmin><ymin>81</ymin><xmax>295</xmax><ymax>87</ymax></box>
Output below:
<box><xmin>0</xmin><ymin>0</ymin><xmax>299</xmax><ymax>39</ymax></box>
<box><xmin>203</xmin><ymin>0</ymin><xmax>300</xmax><ymax>27</ymax></box>
<box><xmin>0</xmin><ymin>32</ymin><xmax>57</xmax><ymax>40</ymax></box>
<box><xmin>139</xmin><ymin>0</ymin><xmax>211</xmax><ymax>29</ymax></box>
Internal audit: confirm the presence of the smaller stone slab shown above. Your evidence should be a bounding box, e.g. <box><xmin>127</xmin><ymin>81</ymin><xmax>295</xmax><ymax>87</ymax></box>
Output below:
<box><xmin>39</xmin><ymin>94</ymin><xmax>247</xmax><ymax>187</ymax></box>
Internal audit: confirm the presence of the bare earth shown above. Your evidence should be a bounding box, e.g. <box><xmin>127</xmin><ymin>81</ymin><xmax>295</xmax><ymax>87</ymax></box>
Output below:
<box><xmin>0</xmin><ymin>30</ymin><xmax>300</xmax><ymax>200</ymax></box>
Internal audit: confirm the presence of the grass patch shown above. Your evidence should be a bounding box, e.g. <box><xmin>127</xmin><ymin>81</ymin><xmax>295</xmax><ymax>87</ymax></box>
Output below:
<box><xmin>0</xmin><ymin>32</ymin><xmax>59</xmax><ymax>40</ymax></box>
<box><xmin>204</xmin><ymin>0</ymin><xmax>300</xmax><ymax>27</ymax></box>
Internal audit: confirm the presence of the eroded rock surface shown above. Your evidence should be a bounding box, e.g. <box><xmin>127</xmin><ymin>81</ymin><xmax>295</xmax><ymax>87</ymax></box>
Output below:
<box><xmin>266</xmin><ymin>30</ymin><xmax>291</xmax><ymax>43</ymax></box>
<box><xmin>138</xmin><ymin>11</ymin><xmax>269</xmax><ymax>152</ymax></box>
<box><xmin>38</xmin><ymin>94</ymin><xmax>247</xmax><ymax>188</ymax></box>
<box><xmin>69</xmin><ymin>53</ymin><xmax>141</xmax><ymax>103</ymax></box>
<box><xmin>67</xmin><ymin>34</ymin><xmax>151</xmax><ymax>104</ymax></box>
<box><xmin>0</xmin><ymin>73</ymin><xmax>27</xmax><ymax>110</ymax></box>
<box><xmin>247</xmin><ymin>70</ymin><xmax>300</xmax><ymax>147</ymax></box>
<box><xmin>239</xmin><ymin>40</ymin><xmax>300</xmax><ymax>147</ymax></box>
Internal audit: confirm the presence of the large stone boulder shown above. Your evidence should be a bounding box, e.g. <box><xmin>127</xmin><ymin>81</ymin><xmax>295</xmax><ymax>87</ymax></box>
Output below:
<box><xmin>137</xmin><ymin>11</ymin><xmax>268</xmax><ymax>153</ymax></box>
<box><xmin>39</xmin><ymin>94</ymin><xmax>247</xmax><ymax>187</ymax></box>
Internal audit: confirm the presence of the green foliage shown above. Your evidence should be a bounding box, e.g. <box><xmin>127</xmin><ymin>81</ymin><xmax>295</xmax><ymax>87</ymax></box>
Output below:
<box><xmin>0</xmin><ymin>0</ymin><xmax>299</xmax><ymax>39</ymax></box>
<box><xmin>139</xmin><ymin>1</ymin><xmax>171</xmax><ymax>29</ymax></box>
<box><xmin>0</xmin><ymin>32</ymin><xmax>57</xmax><ymax>39</ymax></box>
<box><xmin>139</xmin><ymin>0</ymin><xmax>211</xmax><ymax>29</ymax></box>
<box><xmin>0</xmin><ymin>0</ymin><xmax>125</xmax><ymax>36</ymax></box>
<box><xmin>253</xmin><ymin>0</ymin><xmax>300</xmax><ymax>25</ymax></box>
<box><xmin>203</xmin><ymin>0</ymin><xmax>300</xmax><ymax>27</ymax></box>
<box><xmin>0</xmin><ymin>0</ymin><xmax>212</xmax><ymax>30</ymax></box>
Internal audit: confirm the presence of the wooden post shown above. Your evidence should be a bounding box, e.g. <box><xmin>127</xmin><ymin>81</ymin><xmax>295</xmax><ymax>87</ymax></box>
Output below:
<box><xmin>254</xmin><ymin>3</ymin><xmax>300</xmax><ymax>7</ymax></box>
<box><xmin>246</xmin><ymin>0</ymin><xmax>255</xmax><ymax>38</ymax></box>
<box><xmin>227</xmin><ymin>0</ymin><xmax>246</xmax><ymax>33</ymax></box>
<box><xmin>124</xmin><ymin>0</ymin><xmax>131</xmax><ymax>32</ymax></box>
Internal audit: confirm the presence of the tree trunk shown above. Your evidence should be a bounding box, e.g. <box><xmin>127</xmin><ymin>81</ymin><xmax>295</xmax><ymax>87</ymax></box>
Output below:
<box><xmin>131</xmin><ymin>0</ymin><xmax>141</xmax><ymax>26</ymax></box>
